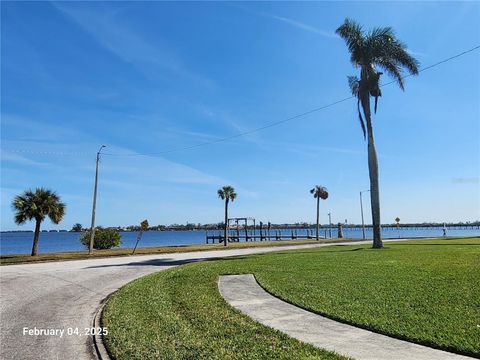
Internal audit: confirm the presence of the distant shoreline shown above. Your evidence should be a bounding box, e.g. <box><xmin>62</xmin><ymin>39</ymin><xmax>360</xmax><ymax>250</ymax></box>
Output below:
<box><xmin>1</xmin><ymin>222</ymin><xmax>479</xmax><ymax>234</ymax></box>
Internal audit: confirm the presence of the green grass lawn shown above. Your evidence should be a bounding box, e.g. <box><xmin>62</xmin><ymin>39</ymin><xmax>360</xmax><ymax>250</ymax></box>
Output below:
<box><xmin>102</xmin><ymin>238</ymin><xmax>480</xmax><ymax>359</ymax></box>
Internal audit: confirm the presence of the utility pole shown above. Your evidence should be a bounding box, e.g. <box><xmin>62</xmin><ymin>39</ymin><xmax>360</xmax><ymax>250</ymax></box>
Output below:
<box><xmin>360</xmin><ymin>189</ymin><xmax>370</xmax><ymax>240</ymax></box>
<box><xmin>89</xmin><ymin>145</ymin><xmax>106</xmax><ymax>254</ymax></box>
<box><xmin>328</xmin><ymin>212</ymin><xmax>332</xmax><ymax>238</ymax></box>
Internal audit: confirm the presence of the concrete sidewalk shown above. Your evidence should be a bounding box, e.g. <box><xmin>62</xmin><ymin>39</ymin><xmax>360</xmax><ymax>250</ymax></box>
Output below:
<box><xmin>218</xmin><ymin>274</ymin><xmax>473</xmax><ymax>360</ymax></box>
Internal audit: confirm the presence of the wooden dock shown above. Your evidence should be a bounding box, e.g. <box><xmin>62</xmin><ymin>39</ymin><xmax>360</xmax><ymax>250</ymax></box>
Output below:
<box><xmin>205</xmin><ymin>229</ymin><xmax>325</xmax><ymax>244</ymax></box>
<box><xmin>205</xmin><ymin>224</ymin><xmax>479</xmax><ymax>244</ymax></box>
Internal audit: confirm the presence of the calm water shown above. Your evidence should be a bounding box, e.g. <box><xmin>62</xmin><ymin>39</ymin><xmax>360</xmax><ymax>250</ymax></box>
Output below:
<box><xmin>0</xmin><ymin>227</ymin><xmax>479</xmax><ymax>255</ymax></box>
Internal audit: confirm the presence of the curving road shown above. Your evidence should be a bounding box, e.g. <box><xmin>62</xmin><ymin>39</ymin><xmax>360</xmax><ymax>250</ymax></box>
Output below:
<box><xmin>1</xmin><ymin>242</ymin><xmax>362</xmax><ymax>360</ymax></box>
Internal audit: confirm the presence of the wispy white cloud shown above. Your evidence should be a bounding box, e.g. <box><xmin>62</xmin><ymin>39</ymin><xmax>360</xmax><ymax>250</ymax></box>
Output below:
<box><xmin>188</xmin><ymin>103</ymin><xmax>265</xmax><ymax>147</ymax></box>
<box><xmin>233</xmin><ymin>4</ymin><xmax>337</xmax><ymax>39</ymax></box>
<box><xmin>407</xmin><ymin>48</ymin><xmax>427</xmax><ymax>58</ymax></box>
<box><xmin>164</xmin><ymin>128</ymin><xmax>221</xmax><ymax>141</ymax></box>
<box><xmin>1</xmin><ymin>114</ymin><xmax>92</xmax><ymax>144</ymax></box>
<box><xmin>52</xmin><ymin>2</ymin><xmax>213</xmax><ymax>88</ymax></box>
<box><xmin>102</xmin><ymin>153</ymin><xmax>227</xmax><ymax>186</ymax></box>
<box><xmin>0</xmin><ymin>151</ymin><xmax>55</xmax><ymax>168</ymax></box>
<box><xmin>259</xmin><ymin>141</ymin><xmax>365</xmax><ymax>157</ymax></box>
<box><xmin>266</xmin><ymin>142</ymin><xmax>393</xmax><ymax>159</ymax></box>
<box><xmin>1</xmin><ymin>115</ymin><xmax>229</xmax><ymax>187</ymax></box>
<box><xmin>269</xmin><ymin>14</ymin><xmax>338</xmax><ymax>38</ymax></box>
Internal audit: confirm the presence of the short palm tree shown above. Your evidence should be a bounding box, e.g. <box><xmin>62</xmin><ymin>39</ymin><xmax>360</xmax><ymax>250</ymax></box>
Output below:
<box><xmin>336</xmin><ymin>19</ymin><xmax>419</xmax><ymax>249</ymax></box>
<box><xmin>12</xmin><ymin>188</ymin><xmax>66</xmax><ymax>256</ymax></box>
<box><xmin>217</xmin><ymin>185</ymin><xmax>237</xmax><ymax>246</ymax></box>
<box><xmin>310</xmin><ymin>186</ymin><xmax>329</xmax><ymax>241</ymax></box>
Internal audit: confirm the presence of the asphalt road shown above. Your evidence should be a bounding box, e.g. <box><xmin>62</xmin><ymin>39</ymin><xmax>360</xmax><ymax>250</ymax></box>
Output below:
<box><xmin>1</xmin><ymin>241</ymin><xmax>367</xmax><ymax>360</ymax></box>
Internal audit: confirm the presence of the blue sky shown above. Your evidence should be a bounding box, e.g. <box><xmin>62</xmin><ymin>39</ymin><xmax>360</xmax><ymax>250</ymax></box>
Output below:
<box><xmin>1</xmin><ymin>1</ymin><xmax>479</xmax><ymax>230</ymax></box>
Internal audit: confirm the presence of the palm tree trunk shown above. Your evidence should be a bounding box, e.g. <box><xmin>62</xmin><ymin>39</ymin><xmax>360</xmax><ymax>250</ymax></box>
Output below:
<box><xmin>224</xmin><ymin>199</ymin><xmax>229</xmax><ymax>246</ymax></box>
<box><xmin>316</xmin><ymin>196</ymin><xmax>320</xmax><ymax>241</ymax></box>
<box><xmin>31</xmin><ymin>219</ymin><xmax>41</xmax><ymax>256</ymax></box>
<box><xmin>360</xmin><ymin>87</ymin><xmax>383</xmax><ymax>249</ymax></box>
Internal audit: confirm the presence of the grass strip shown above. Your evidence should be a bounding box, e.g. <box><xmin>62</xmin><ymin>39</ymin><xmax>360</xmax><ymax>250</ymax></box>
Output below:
<box><xmin>103</xmin><ymin>238</ymin><xmax>480</xmax><ymax>358</ymax></box>
<box><xmin>0</xmin><ymin>238</ymin><xmax>356</xmax><ymax>265</ymax></box>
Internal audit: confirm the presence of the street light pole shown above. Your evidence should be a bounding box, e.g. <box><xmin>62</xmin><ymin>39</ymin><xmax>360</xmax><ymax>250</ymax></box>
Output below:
<box><xmin>89</xmin><ymin>145</ymin><xmax>106</xmax><ymax>254</ymax></box>
<box><xmin>360</xmin><ymin>189</ymin><xmax>370</xmax><ymax>240</ymax></box>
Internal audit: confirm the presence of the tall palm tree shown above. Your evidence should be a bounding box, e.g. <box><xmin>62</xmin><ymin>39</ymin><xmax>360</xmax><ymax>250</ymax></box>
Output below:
<box><xmin>336</xmin><ymin>19</ymin><xmax>419</xmax><ymax>249</ymax></box>
<box><xmin>12</xmin><ymin>188</ymin><xmax>66</xmax><ymax>256</ymax></box>
<box><xmin>310</xmin><ymin>186</ymin><xmax>329</xmax><ymax>241</ymax></box>
<box><xmin>217</xmin><ymin>185</ymin><xmax>237</xmax><ymax>247</ymax></box>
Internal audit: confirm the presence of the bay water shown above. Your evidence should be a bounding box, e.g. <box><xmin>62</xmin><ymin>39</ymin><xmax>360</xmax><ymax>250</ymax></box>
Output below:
<box><xmin>1</xmin><ymin>227</ymin><xmax>479</xmax><ymax>256</ymax></box>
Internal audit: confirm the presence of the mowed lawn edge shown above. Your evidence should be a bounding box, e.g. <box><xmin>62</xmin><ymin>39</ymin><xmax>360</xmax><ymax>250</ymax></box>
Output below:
<box><xmin>3</xmin><ymin>236</ymin><xmax>477</xmax><ymax>265</ymax></box>
<box><xmin>101</xmin><ymin>238</ymin><xmax>479</xmax><ymax>359</ymax></box>
<box><xmin>0</xmin><ymin>238</ymin><xmax>352</xmax><ymax>265</ymax></box>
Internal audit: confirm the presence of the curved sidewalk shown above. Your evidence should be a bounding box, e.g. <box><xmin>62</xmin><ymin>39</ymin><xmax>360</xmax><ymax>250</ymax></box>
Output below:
<box><xmin>218</xmin><ymin>274</ymin><xmax>473</xmax><ymax>360</ymax></box>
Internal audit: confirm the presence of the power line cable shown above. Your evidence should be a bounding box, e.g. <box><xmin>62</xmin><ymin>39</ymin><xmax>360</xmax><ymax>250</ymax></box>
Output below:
<box><xmin>103</xmin><ymin>95</ymin><xmax>355</xmax><ymax>157</ymax></box>
<box><xmin>381</xmin><ymin>45</ymin><xmax>480</xmax><ymax>86</ymax></box>
<box><xmin>2</xmin><ymin>45</ymin><xmax>479</xmax><ymax>158</ymax></box>
<box><xmin>103</xmin><ymin>44</ymin><xmax>480</xmax><ymax>157</ymax></box>
<box><xmin>1</xmin><ymin>148</ymin><xmax>93</xmax><ymax>157</ymax></box>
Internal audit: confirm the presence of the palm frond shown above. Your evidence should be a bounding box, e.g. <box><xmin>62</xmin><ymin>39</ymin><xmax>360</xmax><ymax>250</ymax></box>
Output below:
<box><xmin>311</xmin><ymin>185</ymin><xmax>329</xmax><ymax>200</ymax></box>
<box><xmin>366</xmin><ymin>30</ymin><xmax>419</xmax><ymax>88</ymax></box>
<box><xmin>48</xmin><ymin>201</ymin><xmax>66</xmax><ymax>224</ymax></box>
<box><xmin>336</xmin><ymin>18</ymin><xmax>365</xmax><ymax>65</ymax></box>
<box><xmin>389</xmin><ymin>44</ymin><xmax>419</xmax><ymax>75</ymax></box>
<box><xmin>347</xmin><ymin>75</ymin><xmax>366</xmax><ymax>139</ymax></box>
<box><xmin>374</xmin><ymin>33</ymin><xmax>419</xmax><ymax>76</ymax></box>
<box><xmin>318</xmin><ymin>186</ymin><xmax>329</xmax><ymax>200</ymax></box>
<box><xmin>357</xmin><ymin>98</ymin><xmax>366</xmax><ymax>140</ymax></box>
<box><xmin>348</xmin><ymin>76</ymin><xmax>360</xmax><ymax>96</ymax></box>
<box><xmin>218</xmin><ymin>186</ymin><xmax>236</xmax><ymax>201</ymax></box>
<box><xmin>366</xmin><ymin>26</ymin><xmax>395</xmax><ymax>55</ymax></box>
<box><xmin>337</xmin><ymin>18</ymin><xmax>419</xmax><ymax>141</ymax></box>
<box><xmin>14</xmin><ymin>212</ymin><xmax>28</xmax><ymax>225</ymax></box>
<box><xmin>376</xmin><ymin>58</ymin><xmax>405</xmax><ymax>90</ymax></box>
<box><xmin>11</xmin><ymin>188</ymin><xmax>65</xmax><ymax>225</ymax></box>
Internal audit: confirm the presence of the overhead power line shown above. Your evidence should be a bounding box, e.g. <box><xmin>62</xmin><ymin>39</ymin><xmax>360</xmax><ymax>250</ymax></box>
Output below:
<box><xmin>2</xmin><ymin>45</ymin><xmax>479</xmax><ymax>158</ymax></box>
<box><xmin>381</xmin><ymin>45</ymin><xmax>480</xmax><ymax>86</ymax></box>
<box><xmin>103</xmin><ymin>95</ymin><xmax>355</xmax><ymax>157</ymax></box>
<box><xmin>1</xmin><ymin>148</ymin><xmax>93</xmax><ymax>157</ymax></box>
<box><xmin>103</xmin><ymin>44</ymin><xmax>480</xmax><ymax>157</ymax></box>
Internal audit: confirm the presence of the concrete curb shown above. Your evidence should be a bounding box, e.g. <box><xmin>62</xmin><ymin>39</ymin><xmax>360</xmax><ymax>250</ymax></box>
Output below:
<box><xmin>92</xmin><ymin>295</ymin><xmax>113</xmax><ymax>360</ymax></box>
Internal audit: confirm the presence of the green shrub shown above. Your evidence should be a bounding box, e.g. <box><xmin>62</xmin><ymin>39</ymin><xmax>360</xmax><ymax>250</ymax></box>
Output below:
<box><xmin>80</xmin><ymin>227</ymin><xmax>122</xmax><ymax>250</ymax></box>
